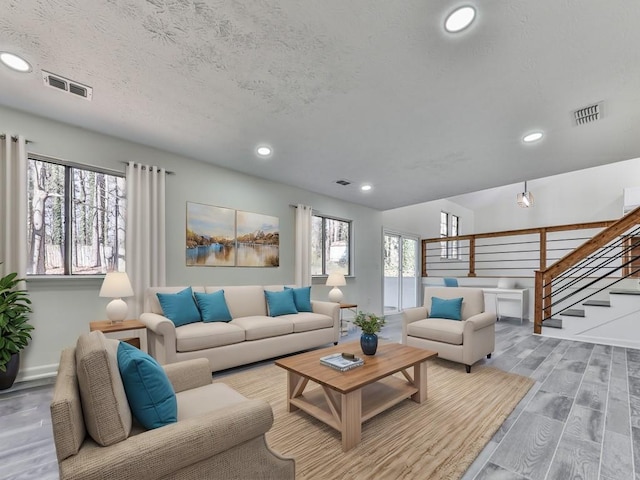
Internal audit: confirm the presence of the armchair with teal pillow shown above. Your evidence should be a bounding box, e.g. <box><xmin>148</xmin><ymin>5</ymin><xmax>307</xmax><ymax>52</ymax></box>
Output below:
<box><xmin>402</xmin><ymin>287</ymin><xmax>496</xmax><ymax>373</ymax></box>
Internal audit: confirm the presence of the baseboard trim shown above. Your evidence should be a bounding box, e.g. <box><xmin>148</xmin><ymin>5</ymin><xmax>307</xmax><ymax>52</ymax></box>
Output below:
<box><xmin>15</xmin><ymin>363</ymin><xmax>59</xmax><ymax>383</ymax></box>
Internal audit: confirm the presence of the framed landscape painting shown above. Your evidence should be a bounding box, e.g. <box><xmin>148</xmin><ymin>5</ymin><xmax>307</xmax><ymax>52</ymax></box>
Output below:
<box><xmin>186</xmin><ymin>202</ymin><xmax>236</xmax><ymax>266</ymax></box>
<box><xmin>236</xmin><ymin>210</ymin><xmax>279</xmax><ymax>267</ymax></box>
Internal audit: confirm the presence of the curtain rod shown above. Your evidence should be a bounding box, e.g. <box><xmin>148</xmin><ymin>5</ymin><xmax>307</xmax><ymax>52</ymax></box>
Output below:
<box><xmin>0</xmin><ymin>134</ymin><xmax>33</xmax><ymax>144</ymax></box>
<box><xmin>121</xmin><ymin>161</ymin><xmax>175</xmax><ymax>175</ymax></box>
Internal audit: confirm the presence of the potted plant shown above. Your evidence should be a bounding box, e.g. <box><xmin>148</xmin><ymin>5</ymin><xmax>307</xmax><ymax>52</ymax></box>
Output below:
<box><xmin>0</xmin><ymin>268</ymin><xmax>34</xmax><ymax>390</ymax></box>
<box><xmin>353</xmin><ymin>311</ymin><xmax>385</xmax><ymax>355</ymax></box>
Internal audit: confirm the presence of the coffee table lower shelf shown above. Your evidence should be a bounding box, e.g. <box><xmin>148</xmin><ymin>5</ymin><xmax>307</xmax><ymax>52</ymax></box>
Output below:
<box><xmin>289</xmin><ymin>375</ymin><xmax>418</xmax><ymax>430</ymax></box>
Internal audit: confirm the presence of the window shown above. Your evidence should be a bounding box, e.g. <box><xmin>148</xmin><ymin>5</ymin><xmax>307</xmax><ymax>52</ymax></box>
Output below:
<box><xmin>27</xmin><ymin>155</ymin><xmax>126</xmax><ymax>275</ymax></box>
<box><xmin>311</xmin><ymin>215</ymin><xmax>352</xmax><ymax>276</ymax></box>
<box><xmin>440</xmin><ymin>211</ymin><xmax>459</xmax><ymax>259</ymax></box>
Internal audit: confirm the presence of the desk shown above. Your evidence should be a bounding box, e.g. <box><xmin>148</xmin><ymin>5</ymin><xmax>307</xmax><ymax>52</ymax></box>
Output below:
<box><xmin>90</xmin><ymin>319</ymin><xmax>148</xmax><ymax>352</ymax></box>
<box><xmin>482</xmin><ymin>288</ymin><xmax>528</xmax><ymax>323</ymax></box>
<box><xmin>339</xmin><ymin>303</ymin><xmax>357</xmax><ymax>337</ymax></box>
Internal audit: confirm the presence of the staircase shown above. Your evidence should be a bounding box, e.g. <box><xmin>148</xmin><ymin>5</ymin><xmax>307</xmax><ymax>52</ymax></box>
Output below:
<box><xmin>535</xmin><ymin>206</ymin><xmax>640</xmax><ymax>347</ymax></box>
<box><xmin>542</xmin><ymin>287</ymin><xmax>640</xmax><ymax>348</ymax></box>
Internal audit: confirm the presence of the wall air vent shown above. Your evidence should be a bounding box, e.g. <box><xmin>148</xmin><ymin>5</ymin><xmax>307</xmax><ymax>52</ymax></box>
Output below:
<box><xmin>42</xmin><ymin>70</ymin><xmax>93</xmax><ymax>100</ymax></box>
<box><xmin>573</xmin><ymin>102</ymin><xmax>602</xmax><ymax>126</ymax></box>
<box><xmin>335</xmin><ymin>180</ymin><xmax>351</xmax><ymax>186</ymax></box>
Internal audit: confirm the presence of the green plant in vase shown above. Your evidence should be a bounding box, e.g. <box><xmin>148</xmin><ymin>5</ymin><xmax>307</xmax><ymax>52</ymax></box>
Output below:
<box><xmin>353</xmin><ymin>311</ymin><xmax>385</xmax><ymax>355</ymax></box>
<box><xmin>0</xmin><ymin>267</ymin><xmax>34</xmax><ymax>390</ymax></box>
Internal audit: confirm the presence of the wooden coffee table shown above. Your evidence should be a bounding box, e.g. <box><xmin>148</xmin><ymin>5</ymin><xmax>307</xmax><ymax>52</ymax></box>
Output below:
<box><xmin>275</xmin><ymin>341</ymin><xmax>437</xmax><ymax>451</ymax></box>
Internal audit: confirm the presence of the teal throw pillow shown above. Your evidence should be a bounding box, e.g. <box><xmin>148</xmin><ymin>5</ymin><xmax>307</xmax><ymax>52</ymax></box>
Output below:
<box><xmin>430</xmin><ymin>296</ymin><xmax>463</xmax><ymax>321</ymax></box>
<box><xmin>116</xmin><ymin>342</ymin><xmax>177</xmax><ymax>430</ymax></box>
<box><xmin>284</xmin><ymin>286</ymin><xmax>313</xmax><ymax>312</ymax></box>
<box><xmin>194</xmin><ymin>290</ymin><xmax>232</xmax><ymax>322</ymax></box>
<box><xmin>156</xmin><ymin>287</ymin><xmax>201</xmax><ymax>327</ymax></box>
<box><xmin>265</xmin><ymin>289</ymin><xmax>298</xmax><ymax>317</ymax></box>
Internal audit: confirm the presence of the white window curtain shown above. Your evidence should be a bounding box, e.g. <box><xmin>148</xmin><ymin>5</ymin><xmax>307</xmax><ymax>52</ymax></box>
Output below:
<box><xmin>0</xmin><ymin>134</ymin><xmax>28</xmax><ymax>279</ymax></box>
<box><xmin>294</xmin><ymin>204</ymin><xmax>313</xmax><ymax>286</ymax></box>
<box><xmin>126</xmin><ymin>162</ymin><xmax>166</xmax><ymax>317</ymax></box>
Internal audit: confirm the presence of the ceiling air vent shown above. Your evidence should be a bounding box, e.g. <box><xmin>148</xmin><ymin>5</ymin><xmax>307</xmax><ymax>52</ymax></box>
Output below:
<box><xmin>336</xmin><ymin>180</ymin><xmax>351</xmax><ymax>186</ymax></box>
<box><xmin>42</xmin><ymin>70</ymin><xmax>93</xmax><ymax>101</ymax></box>
<box><xmin>573</xmin><ymin>102</ymin><xmax>602</xmax><ymax>126</ymax></box>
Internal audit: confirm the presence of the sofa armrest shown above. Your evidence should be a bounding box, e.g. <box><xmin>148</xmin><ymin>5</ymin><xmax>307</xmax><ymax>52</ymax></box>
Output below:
<box><xmin>311</xmin><ymin>300</ymin><xmax>340</xmax><ymax>341</ymax></box>
<box><xmin>163</xmin><ymin>358</ymin><xmax>211</xmax><ymax>393</ymax></box>
<box><xmin>60</xmin><ymin>399</ymin><xmax>275</xmax><ymax>480</ymax></box>
<box><xmin>465</xmin><ymin>311</ymin><xmax>497</xmax><ymax>330</ymax></box>
<box><xmin>139</xmin><ymin>312</ymin><xmax>177</xmax><ymax>364</ymax></box>
<box><xmin>401</xmin><ymin>306</ymin><xmax>428</xmax><ymax>343</ymax></box>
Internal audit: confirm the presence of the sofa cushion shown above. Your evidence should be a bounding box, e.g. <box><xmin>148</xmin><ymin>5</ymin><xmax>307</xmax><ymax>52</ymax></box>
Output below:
<box><xmin>430</xmin><ymin>296</ymin><xmax>463</xmax><ymax>321</ymax></box>
<box><xmin>175</xmin><ymin>322</ymin><xmax>245</xmax><ymax>352</ymax></box>
<box><xmin>176</xmin><ymin>383</ymin><xmax>248</xmax><ymax>421</ymax></box>
<box><xmin>231</xmin><ymin>316</ymin><xmax>294</xmax><ymax>341</ymax></box>
<box><xmin>50</xmin><ymin>348</ymin><xmax>86</xmax><ymax>461</ymax></box>
<box><xmin>156</xmin><ymin>287</ymin><xmax>201</xmax><ymax>327</ymax></box>
<box><xmin>265</xmin><ymin>289</ymin><xmax>298</xmax><ymax>317</ymax></box>
<box><xmin>208</xmin><ymin>285</ymin><xmax>267</xmax><ymax>318</ymax></box>
<box><xmin>117</xmin><ymin>341</ymin><xmax>177</xmax><ymax>429</ymax></box>
<box><xmin>194</xmin><ymin>290</ymin><xmax>232</xmax><ymax>322</ymax></box>
<box><xmin>407</xmin><ymin>318</ymin><xmax>464</xmax><ymax>345</ymax></box>
<box><xmin>284</xmin><ymin>286</ymin><xmax>313</xmax><ymax>312</ymax></box>
<box><xmin>283</xmin><ymin>312</ymin><xmax>334</xmax><ymax>333</ymax></box>
<box><xmin>75</xmin><ymin>332</ymin><xmax>132</xmax><ymax>446</ymax></box>
<box><xmin>145</xmin><ymin>286</ymin><xmax>205</xmax><ymax>314</ymax></box>
<box><xmin>424</xmin><ymin>287</ymin><xmax>485</xmax><ymax>320</ymax></box>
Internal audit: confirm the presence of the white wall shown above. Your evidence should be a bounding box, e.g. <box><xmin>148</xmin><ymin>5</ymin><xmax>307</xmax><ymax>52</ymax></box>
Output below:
<box><xmin>2</xmin><ymin>105</ymin><xmax>383</xmax><ymax>381</ymax></box>
<box><xmin>382</xmin><ymin>199</ymin><xmax>475</xmax><ymax>239</ymax></box>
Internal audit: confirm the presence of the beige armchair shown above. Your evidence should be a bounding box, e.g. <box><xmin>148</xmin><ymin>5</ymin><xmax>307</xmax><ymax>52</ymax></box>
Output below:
<box><xmin>402</xmin><ymin>287</ymin><xmax>496</xmax><ymax>373</ymax></box>
<box><xmin>50</xmin><ymin>332</ymin><xmax>294</xmax><ymax>480</ymax></box>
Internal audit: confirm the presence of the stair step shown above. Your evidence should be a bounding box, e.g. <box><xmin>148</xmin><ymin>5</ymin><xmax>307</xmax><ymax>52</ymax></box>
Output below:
<box><xmin>543</xmin><ymin>318</ymin><xmax>563</xmax><ymax>329</ymax></box>
<box><xmin>560</xmin><ymin>308</ymin><xmax>585</xmax><ymax>317</ymax></box>
<box><xmin>583</xmin><ymin>300</ymin><xmax>611</xmax><ymax>307</ymax></box>
<box><xmin>610</xmin><ymin>289</ymin><xmax>640</xmax><ymax>295</ymax></box>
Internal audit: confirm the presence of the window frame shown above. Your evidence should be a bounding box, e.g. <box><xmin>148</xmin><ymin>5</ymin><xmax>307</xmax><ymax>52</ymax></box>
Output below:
<box><xmin>440</xmin><ymin>211</ymin><xmax>460</xmax><ymax>260</ymax></box>
<box><xmin>26</xmin><ymin>153</ymin><xmax>126</xmax><ymax>276</ymax></box>
<box><xmin>311</xmin><ymin>213</ymin><xmax>353</xmax><ymax>277</ymax></box>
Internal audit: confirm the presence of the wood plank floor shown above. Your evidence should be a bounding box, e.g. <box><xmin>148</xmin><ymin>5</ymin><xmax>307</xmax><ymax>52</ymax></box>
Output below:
<box><xmin>1</xmin><ymin>316</ymin><xmax>639</xmax><ymax>479</ymax></box>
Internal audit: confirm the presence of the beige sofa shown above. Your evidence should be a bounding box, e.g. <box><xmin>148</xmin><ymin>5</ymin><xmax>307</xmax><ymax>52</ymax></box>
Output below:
<box><xmin>140</xmin><ymin>285</ymin><xmax>340</xmax><ymax>372</ymax></box>
<box><xmin>50</xmin><ymin>331</ymin><xmax>294</xmax><ymax>480</ymax></box>
<box><xmin>402</xmin><ymin>287</ymin><xmax>496</xmax><ymax>373</ymax></box>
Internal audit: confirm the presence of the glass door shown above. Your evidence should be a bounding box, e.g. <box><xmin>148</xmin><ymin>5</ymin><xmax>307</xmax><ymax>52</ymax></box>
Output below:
<box><xmin>384</xmin><ymin>231</ymin><xmax>419</xmax><ymax>313</ymax></box>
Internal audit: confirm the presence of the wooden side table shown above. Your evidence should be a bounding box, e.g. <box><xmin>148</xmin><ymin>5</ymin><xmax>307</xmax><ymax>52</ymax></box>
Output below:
<box><xmin>90</xmin><ymin>319</ymin><xmax>148</xmax><ymax>352</ymax></box>
<box><xmin>339</xmin><ymin>303</ymin><xmax>357</xmax><ymax>337</ymax></box>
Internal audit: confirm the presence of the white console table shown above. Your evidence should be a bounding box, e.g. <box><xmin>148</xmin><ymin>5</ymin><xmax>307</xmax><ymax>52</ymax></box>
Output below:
<box><xmin>482</xmin><ymin>288</ymin><xmax>528</xmax><ymax>323</ymax></box>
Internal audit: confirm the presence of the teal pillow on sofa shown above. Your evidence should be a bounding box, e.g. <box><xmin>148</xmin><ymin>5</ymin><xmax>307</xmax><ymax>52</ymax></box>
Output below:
<box><xmin>116</xmin><ymin>342</ymin><xmax>177</xmax><ymax>430</ymax></box>
<box><xmin>284</xmin><ymin>286</ymin><xmax>313</xmax><ymax>312</ymax></box>
<box><xmin>156</xmin><ymin>287</ymin><xmax>201</xmax><ymax>327</ymax></box>
<box><xmin>430</xmin><ymin>296</ymin><xmax>463</xmax><ymax>321</ymax></box>
<box><xmin>265</xmin><ymin>289</ymin><xmax>298</xmax><ymax>317</ymax></box>
<box><xmin>194</xmin><ymin>290</ymin><xmax>232</xmax><ymax>322</ymax></box>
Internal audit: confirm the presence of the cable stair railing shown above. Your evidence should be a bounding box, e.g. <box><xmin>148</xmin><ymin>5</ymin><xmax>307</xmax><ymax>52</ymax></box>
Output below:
<box><xmin>534</xmin><ymin>206</ymin><xmax>640</xmax><ymax>334</ymax></box>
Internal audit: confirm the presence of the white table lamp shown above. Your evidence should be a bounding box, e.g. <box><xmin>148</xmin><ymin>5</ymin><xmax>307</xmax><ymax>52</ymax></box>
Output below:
<box><xmin>99</xmin><ymin>272</ymin><xmax>134</xmax><ymax>323</ymax></box>
<box><xmin>326</xmin><ymin>273</ymin><xmax>346</xmax><ymax>303</ymax></box>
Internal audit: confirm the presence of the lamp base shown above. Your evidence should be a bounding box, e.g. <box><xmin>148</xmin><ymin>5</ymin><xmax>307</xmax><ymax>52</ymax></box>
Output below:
<box><xmin>328</xmin><ymin>287</ymin><xmax>343</xmax><ymax>303</ymax></box>
<box><xmin>106</xmin><ymin>298</ymin><xmax>128</xmax><ymax>323</ymax></box>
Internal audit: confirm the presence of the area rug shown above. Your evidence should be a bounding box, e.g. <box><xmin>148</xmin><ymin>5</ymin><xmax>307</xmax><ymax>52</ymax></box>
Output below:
<box><xmin>217</xmin><ymin>358</ymin><xmax>534</xmax><ymax>480</ymax></box>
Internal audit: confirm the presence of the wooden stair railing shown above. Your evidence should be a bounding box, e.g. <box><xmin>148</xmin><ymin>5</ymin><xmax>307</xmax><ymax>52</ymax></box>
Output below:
<box><xmin>534</xmin><ymin>205</ymin><xmax>640</xmax><ymax>334</ymax></box>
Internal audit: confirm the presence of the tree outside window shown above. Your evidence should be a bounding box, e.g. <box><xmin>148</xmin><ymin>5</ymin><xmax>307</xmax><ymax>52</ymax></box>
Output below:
<box><xmin>311</xmin><ymin>215</ymin><xmax>351</xmax><ymax>276</ymax></box>
<box><xmin>27</xmin><ymin>156</ymin><xmax>126</xmax><ymax>275</ymax></box>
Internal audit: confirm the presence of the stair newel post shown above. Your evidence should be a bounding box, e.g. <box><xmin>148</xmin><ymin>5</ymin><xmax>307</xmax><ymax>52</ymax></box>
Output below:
<box><xmin>534</xmin><ymin>270</ymin><xmax>543</xmax><ymax>334</ymax></box>
<box><xmin>468</xmin><ymin>237</ymin><xmax>476</xmax><ymax>277</ymax></box>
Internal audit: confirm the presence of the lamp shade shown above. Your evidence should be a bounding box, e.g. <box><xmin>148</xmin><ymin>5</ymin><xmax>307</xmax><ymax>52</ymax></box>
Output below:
<box><xmin>99</xmin><ymin>272</ymin><xmax>134</xmax><ymax>298</ymax></box>
<box><xmin>325</xmin><ymin>273</ymin><xmax>346</xmax><ymax>287</ymax></box>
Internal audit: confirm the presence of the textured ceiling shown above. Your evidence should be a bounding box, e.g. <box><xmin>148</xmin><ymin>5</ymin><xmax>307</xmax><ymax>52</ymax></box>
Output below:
<box><xmin>2</xmin><ymin>1</ymin><xmax>640</xmax><ymax>210</ymax></box>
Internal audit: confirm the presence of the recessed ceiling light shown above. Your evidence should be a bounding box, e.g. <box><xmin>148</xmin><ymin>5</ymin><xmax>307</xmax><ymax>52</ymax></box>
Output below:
<box><xmin>523</xmin><ymin>132</ymin><xmax>543</xmax><ymax>143</ymax></box>
<box><xmin>361</xmin><ymin>184</ymin><xmax>372</xmax><ymax>192</ymax></box>
<box><xmin>256</xmin><ymin>146</ymin><xmax>272</xmax><ymax>157</ymax></box>
<box><xmin>0</xmin><ymin>52</ymin><xmax>32</xmax><ymax>72</ymax></box>
<box><xmin>444</xmin><ymin>6</ymin><xmax>476</xmax><ymax>33</ymax></box>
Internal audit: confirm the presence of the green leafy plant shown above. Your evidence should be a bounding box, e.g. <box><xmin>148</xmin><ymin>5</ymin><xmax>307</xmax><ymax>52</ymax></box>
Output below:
<box><xmin>353</xmin><ymin>311</ymin><xmax>386</xmax><ymax>335</ymax></box>
<box><xmin>0</xmin><ymin>268</ymin><xmax>34</xmax><ymax>373</ymax></box>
